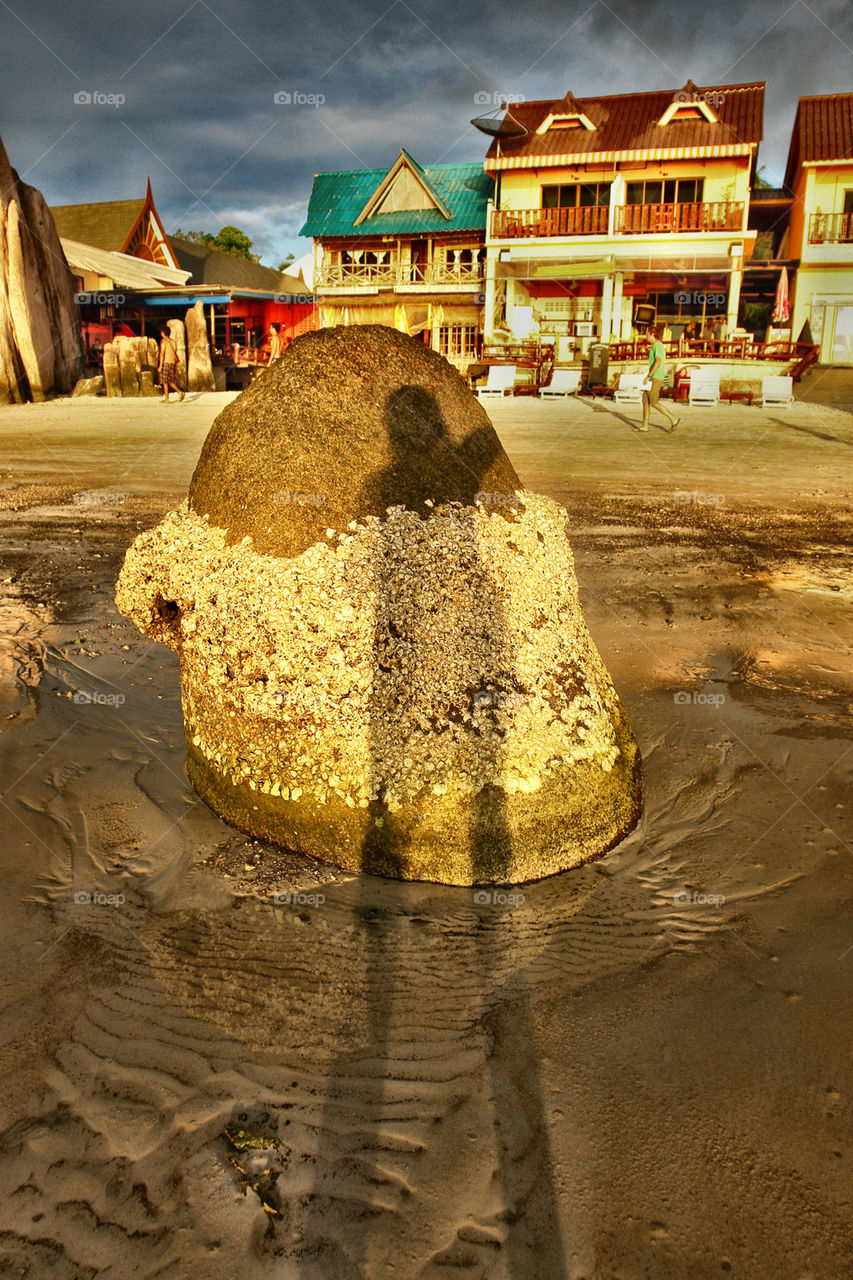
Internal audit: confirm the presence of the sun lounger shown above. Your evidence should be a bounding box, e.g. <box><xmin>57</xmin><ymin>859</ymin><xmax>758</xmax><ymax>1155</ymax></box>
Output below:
<box><xmin>539</xmin><ymin>368</ymin><xmax>581</xmax><ymax>398</ymax></box>
<box><xmin>761</xmin><ymin>375</ymin><xmax>794</xmax><ymax>408</ymax></box>
<box><xmin>476</xmin><ymin>365</ymin><xmax>517</xmax><ymax>398</ymax></box>
<box><xmin>688</xmin><ymin>369</ymin><xmax>720</xmax><ymax>406</ymax></box>
<box><xmin>613</xmin><ymin>373</ymin><xmax>645</xmax><ymax>405</ymax></box>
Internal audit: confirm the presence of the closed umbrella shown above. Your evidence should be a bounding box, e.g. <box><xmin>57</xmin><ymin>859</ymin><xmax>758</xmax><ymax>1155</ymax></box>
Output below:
<box><xmin>772</xmin><ymin>267</ymin><xmax>790</xmax><ymax>324</ymax></box>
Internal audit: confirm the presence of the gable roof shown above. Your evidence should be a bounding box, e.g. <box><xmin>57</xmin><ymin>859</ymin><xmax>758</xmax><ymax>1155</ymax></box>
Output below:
<box><xmin>784</xmin><ymin>93</ymin><xmax>853</xmax><ymax>187</ymax></box>
<box><xmin>354</xmin><ymin>148</ymin><xmax>451</xmax><ymax>224</ymax></box>
<box><xmin>484</xmin><ymin>82</ymin><xmax>765</xmax><ymax>170</ymax></box>
<box><xmin>300</xmin><ymin>161</ymin><xmax>492</xmax><ymax>238</ymax></box>
<box><xmin>50</xmin><ymin>178</ymin><xmax>180</xmax><ymax>269</ymax></box>
<box><xmin>169</xmin><ymin>237</ymin><xmax>302</xmax><ymax>293</ymax></box>
<box><xmin>51</xmin><ymin>198</ymin><xmax>145</xmax><ymax>252</ymax></box>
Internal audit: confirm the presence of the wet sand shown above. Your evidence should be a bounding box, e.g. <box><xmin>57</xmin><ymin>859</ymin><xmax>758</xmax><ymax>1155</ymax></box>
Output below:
<box><xmin>0</xmin><ymin>390</ymin><xmax>851</xmax><ymax>1278</ymax></box>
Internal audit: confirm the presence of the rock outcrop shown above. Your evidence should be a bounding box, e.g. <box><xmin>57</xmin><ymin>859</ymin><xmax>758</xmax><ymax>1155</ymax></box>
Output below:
<box><xmin>117</xmin><ymin>326</ymin><xmax>642</xmax><ymax>884</ymax></box>
<box><xmin>103</xmin><ymin>335</ymin><xmax>159</xmax><ymax>397</ymax></box>
<box><xmin>0</xmin><ymin>136</ymin><xmax>84</xmax><ymax>402</ymax></box>
<box><xmin>185</xmin><ymin>300</ymin><xmax>215</xmax><ymax>392</ymax></box>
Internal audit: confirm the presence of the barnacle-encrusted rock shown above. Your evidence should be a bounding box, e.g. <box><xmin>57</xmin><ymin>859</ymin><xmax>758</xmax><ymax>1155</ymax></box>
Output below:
<box><xmin>116</xmin><ymin>325</ymin><xmax>641</xmax><ymax>884</ymax></box>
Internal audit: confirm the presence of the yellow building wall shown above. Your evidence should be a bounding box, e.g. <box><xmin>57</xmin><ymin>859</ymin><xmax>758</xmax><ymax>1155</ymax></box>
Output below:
<box><xmin>496</xmin><ymin>157</ymin><xmax>750</xmax><ymax>210</ymax></box>
<box><xmin>790</xmin><ymin>165</ymin><xmax>853</xmax><ymax>257</ymax></box>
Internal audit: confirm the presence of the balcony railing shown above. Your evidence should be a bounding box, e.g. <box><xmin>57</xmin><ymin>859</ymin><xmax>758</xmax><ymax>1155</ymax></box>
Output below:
<box><xmin>808</xmin><ymin>211</ymin><xmax>853</xmax><ymax>244</ymax></box>
<box><xmin>490</xmin><ymin>201</ymin><xmax>745</xmax><ymax>239</ymax></box>
<box><xmin>316</xmin><ymin>262</ymin><xmax>484</xmax><ymax>288</ymax></box>
<box><xmin>491</xmin><ymin>205</ymin><xmax>609</xmax><ymax>238</ymax></box>
<box><xmin>317</xmin><ymin>262</ymin><xmax>398</xmax><ymax>286</ymax></box>
<box><xmin>615</xmin><ymin>201</ymin><xmax>745</xmax><ymax>233</ymax></box>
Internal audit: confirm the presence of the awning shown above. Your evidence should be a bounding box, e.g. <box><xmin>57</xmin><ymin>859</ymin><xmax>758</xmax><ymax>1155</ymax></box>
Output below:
<box><xmin>142</xmin><ymin>295</ymin><xmax>231</xmax><ymax>306</ymax></box>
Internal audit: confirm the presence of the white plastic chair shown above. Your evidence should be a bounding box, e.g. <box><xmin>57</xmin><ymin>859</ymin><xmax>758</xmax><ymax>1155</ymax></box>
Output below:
<box><xmin>539</xmin><ymin>368</ymin><xmax>581</xmax><ymax>398</ymax></box>
<box><xmin>613</xmin><ymin>373</ymin><xmax>645</xmax><ymax>404</ymax></box>
<box><xmin>476</xmin><ymin>365</ymin><xmax>517</xmax><ymax>398</ymax></box>
<box><xmin>688</xmin><ymin>368</ymin><xmax>720</xmax><ymax>406</ymax></box>
<box><xmin>761</xmin><ymin>375</ymin><xmax>794</xmax><ymax>407</ymax></box>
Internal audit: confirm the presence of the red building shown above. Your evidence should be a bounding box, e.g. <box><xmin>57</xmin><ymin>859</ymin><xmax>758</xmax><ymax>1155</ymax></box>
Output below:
<box><xmin>51</xmin><ymin>178</ymin><xmax>317</xmax><ymax>379</ymax></box>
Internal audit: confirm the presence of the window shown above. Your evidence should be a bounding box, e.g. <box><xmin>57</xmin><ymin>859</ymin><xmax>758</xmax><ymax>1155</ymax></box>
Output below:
<box><xmin>438</xmin><ymin>325</ymin><xmax>478</xmax><ymax>361</ymax></box>
<box><xmin>626</xmin><ymin>178</ymin><xmax>704</xmax><ymax>205</ymax></box>
<box><xmin>542</xmin><ymin>182</ymin><xmax>611</xmax><ymax>208</ymax></box>
<box><xmin>843</xmin><ymin>192</ymin><xmax>853</xmax><ymax>242</ymax></box>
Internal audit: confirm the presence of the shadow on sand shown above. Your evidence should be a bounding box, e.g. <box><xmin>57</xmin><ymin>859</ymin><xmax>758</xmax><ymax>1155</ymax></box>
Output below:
<box><xmin>302</xmin><ymin>386</ymin><xmax>570</xmax><ymax>1276</ymax></box>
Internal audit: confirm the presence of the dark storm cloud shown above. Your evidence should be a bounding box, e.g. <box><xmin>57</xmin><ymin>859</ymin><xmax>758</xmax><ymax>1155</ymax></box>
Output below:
<box><xmin>1</xmin><ymin>0</ymin><xmax>851</xmax><ymax>264</ymax></box>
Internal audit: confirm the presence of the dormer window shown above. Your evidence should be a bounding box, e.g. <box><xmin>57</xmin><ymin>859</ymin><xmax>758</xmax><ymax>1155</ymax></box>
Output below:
<box><xmin>658</xmin><ymin>89</ymin><xmax>719</xmax><ymax>126</ymax></box>
<box><xmin>536</xmin><ymin>110</ymin><xmax>596</xmax><ymax>135</ymax></box>
<box><xmin>668</xmin><ymin>105</ymin><xmax>705</xmax><ymax>121</ymax></box>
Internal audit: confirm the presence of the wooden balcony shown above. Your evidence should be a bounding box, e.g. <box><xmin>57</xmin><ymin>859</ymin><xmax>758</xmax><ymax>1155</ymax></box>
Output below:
<box><xmin>808</xmin><ymin>211</ymin><xmax>853</xmax><ymax>244</ymax></box>
<box><xmin>316</xmin><ymin>262</ymin><xmax>483</xmax><ymax>289</ymax></box>
<box><xmin>491</xmin><ymin>205</ymin><xmax>609</xmax><ymax>238</ymax></box>
<box><xmin>615</xmin><ymin>201</ymin><xmax>745</xmax><ymax>234</ymax></box>
<box><xmin>317</xmin><ymin>262</ymin><xmax>397</xmax><ymax>287</ymax></box>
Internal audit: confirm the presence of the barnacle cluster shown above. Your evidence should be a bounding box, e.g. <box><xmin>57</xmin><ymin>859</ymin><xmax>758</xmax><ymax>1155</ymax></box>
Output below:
<box><xmin>116</xmin><ymin>492</ymin><xmax>623</xmax><ymax>810</ymax></box>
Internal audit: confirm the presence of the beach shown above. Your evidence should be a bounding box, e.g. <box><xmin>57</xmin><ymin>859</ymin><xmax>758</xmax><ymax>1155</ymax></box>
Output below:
<box><xmin>0</xmin><ymin>389</ymin><xmax>851</xmax><ymax>1278</ymax></box>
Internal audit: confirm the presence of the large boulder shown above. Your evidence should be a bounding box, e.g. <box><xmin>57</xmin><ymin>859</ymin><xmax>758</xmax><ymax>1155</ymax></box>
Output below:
<box><xmin>0</xmin><ymin>136</ymin><xmax>84</xmax><ymax>402</ymax></box>
<box><xmin>116</xmin><ymin>326</ymin><xmax>641</xmax><ymax>884</ymax></box>
<box><xmin>189</xmin><ymin>324</ymin><xmax>521</xmax><ymax>557</ymax></box>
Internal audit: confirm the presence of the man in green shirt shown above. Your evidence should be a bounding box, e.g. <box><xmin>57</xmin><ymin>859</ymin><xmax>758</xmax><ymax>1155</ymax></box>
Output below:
<box><xmin>639</xmin><ymin>325</ymin><xmax>680</xmax><ymax>432</ymax></box>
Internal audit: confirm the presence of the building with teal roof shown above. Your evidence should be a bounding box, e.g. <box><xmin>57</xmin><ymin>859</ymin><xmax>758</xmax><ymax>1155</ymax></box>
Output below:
<box><xmin>300</xmin><ymin>150</ymin><xmax>494</xmax><ymax>370</ymax></box>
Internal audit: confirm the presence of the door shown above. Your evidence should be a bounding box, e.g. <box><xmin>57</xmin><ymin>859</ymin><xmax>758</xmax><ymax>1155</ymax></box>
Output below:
<box><xmin>830</xmin><ymin>304</ymin><xmax>853</xmax><ymax>364</ymax></box>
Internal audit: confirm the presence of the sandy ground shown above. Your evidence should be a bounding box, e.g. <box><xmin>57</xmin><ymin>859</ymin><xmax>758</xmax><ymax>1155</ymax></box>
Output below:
<box><xmin>0</xmin><ymin>388</ymin><xmax>851</xmax><ymax>1279</ymax></box>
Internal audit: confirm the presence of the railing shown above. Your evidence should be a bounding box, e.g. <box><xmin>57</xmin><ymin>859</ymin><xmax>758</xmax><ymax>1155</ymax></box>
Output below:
<box><xmin>317</xmin><ymin>262</ymin><xmax>484</xmax><ymax>287</ymax></box>
<box><xmin>607</xmin><ymin>338</ymin><xmax>817</xmax><ymax>369</ymax></box>
<box><xmin>808</xmin><ymin>211</ymin><xmax>853</xmax><ymax>244</ymax></box>
<box><xmin>317</xmin><ymin>262</ymin><xmax>397</xmax><ymax>286</ymax></box>
<box><xmin>431</xmin><ymin>263</ymin><xmax>484</xmax><ymax>284</ymax></box>
<box><xmin>615</xmin><ymin>201</ymin><xmax>745</xmax><ymax>233</ymax></box>
<box><xmin>491</xmin><ymin>205</ymin><xmax>609</xmax><ymax>238</ymax></box>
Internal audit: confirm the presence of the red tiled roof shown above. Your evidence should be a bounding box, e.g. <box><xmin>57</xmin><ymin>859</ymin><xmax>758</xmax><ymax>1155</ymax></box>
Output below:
<box><xmin>484</xmin><ymin>81</ymin><xmax>765</xmax><ymax>169</ymax></box>
<box><xmin>784</xmin><ymin>93</ymin><xmax>853</xmax><ymax>186</ymax></box>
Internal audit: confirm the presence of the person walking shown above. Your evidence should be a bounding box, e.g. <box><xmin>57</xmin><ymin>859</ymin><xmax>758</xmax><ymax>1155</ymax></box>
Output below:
<box><xmin>158</xmin><ymin>327</ymin><xmax>184</xmax><ymax>403</ymax></box>
<box><xmin>638</xmin><ymin>325</ymin><xmax>679</xmax><ymax>432</ymax></box>
<box><xmin>267</xmin><ymin>323</ymin><xmax>283</xmax><ymax>364</ymax></box>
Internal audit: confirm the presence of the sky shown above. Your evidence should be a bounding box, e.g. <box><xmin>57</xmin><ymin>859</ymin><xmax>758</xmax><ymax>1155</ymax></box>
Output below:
<box><xmin>0</xmin><ymin>0</ymin><xmax>851</xmax><ymax>268</ymax></box>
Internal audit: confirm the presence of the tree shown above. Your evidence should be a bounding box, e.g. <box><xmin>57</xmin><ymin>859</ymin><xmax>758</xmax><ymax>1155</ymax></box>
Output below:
<box><xmin>215</xmin><ymin>225</ymin><xmax>260</xmax><ymax>262</ymax></box>
<box><xmin>173</xmin><ymin>227</ymin><xmax>215</xmax><ymax>247</ymax></box>
<box><xmin>172</xmin><ymin>225</ymin><xmax>260</xmax><ymax>262</ymax></box>
<box><xmin>753</xmin><ymin>165</ymin><xmax>774</xmax><ymax>190</ymax></box>
<box><xmin>278</xmin><ymin>253</ymin><xmax>295</xmax><ymax>272</ymax></box>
